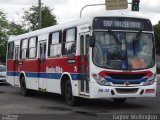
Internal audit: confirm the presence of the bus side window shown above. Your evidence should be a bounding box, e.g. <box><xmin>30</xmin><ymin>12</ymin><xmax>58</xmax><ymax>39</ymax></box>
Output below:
<box><xmin>62</xmin><ymin>28</ymin><xmax>77</xmax><ymax>56</ymax></box>
<box><xmin>48</xmin><ymin>31</ymin><xmax>62</xmax><ymax>57</ymax></box>
<box><xmin>28</xmin><ymin>37</ymin><xmax>38</xmax><ymax>59</ymax></box>
<box><xmin>85</xmin><ymin>35</ymin><xmax>90</xmax><ymax>61</ymax></box>
<box><xmin>7</xmin><ymin>42</ymin><xmax>14</xmax><ymax>59</ymax></box>
<box><xmin>20</xmin><ymin>38</ymin><xmax>28</xmax><ymax>59</ymax></box>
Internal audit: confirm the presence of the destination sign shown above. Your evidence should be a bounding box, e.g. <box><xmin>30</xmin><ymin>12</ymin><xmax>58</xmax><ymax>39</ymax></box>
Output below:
<box><xmin>93</xmin><ymin>17</ymin><xmax>153</xmax><ymax>31</ymax></box>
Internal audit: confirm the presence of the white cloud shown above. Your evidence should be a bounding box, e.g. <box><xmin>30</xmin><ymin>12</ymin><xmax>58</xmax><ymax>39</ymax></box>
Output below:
<box><xmin>0</xmin><ymin>0</ymin><xmax>36</xmax><ymax>5</ymax></box>
<box><xmin>0</xmin><ymin>0</ymin><xmax>160</xmax><ymax>25</ymax></box>
<box><xmin>52</xmin><ymin>0</ymin><xmax>160</xmax><ymax>24</ymax></box>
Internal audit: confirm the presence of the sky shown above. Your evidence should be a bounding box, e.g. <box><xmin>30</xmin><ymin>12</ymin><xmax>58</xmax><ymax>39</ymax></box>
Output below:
<box><xmin>0</xmin><ymin>0</ymin><xmax>160</xmax><ymax>25</ymax></box>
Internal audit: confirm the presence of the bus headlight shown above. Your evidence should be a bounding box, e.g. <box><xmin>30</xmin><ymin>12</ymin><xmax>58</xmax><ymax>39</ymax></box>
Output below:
<box><xmin>92</xmin><ymin>74</ymin><xmax>111</xmax><ymax>86</ymax></box>
<box><xmin>143</xmin><ymin>75</ymin><xmax>156</xmax><ymax>86</ymax></box>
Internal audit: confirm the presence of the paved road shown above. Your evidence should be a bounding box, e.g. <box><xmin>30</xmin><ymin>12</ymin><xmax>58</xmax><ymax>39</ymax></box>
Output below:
<box><xmin>0</xmin><ymin>77</ymin><xmax>160</xmax><ymax>120</ymax></box>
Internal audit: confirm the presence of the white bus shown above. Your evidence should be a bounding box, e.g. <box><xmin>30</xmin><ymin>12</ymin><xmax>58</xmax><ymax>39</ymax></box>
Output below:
<box><xmin>7</xmin><ymin>15</ymin><xmax>157</xmax><ymax>106</ymax></box>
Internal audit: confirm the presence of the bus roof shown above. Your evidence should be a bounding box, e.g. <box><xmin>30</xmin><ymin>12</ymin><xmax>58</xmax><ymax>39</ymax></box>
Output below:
<box><xmin>8</xmin><ymin>16</ymin><xmax>94</xmax><ymax>42</ymax></box>
<box><xmin>8</xmin><ymin>14</ymin><xmax>151</xmax><ymax>42</ymax></box>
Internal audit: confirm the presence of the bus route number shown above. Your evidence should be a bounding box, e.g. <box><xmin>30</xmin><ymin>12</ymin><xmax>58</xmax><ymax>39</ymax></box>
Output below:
<box><xmin>103</xmin><ymin>20</ymin><xmax>113</xmax><ymax>27</ymax></box>
<box><xmin>98</xmin><ymin>89</ymin><xmax>109</xmax><ymax>93</ymax></box>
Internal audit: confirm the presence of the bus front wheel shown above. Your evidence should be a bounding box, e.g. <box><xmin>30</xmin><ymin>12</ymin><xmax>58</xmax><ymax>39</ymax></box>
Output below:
<box><xmin>20</xmin><ymin>76</ymin><xmax>30</xmax><ymax>96</ymax></box>
<box><xmin>64</xmin><ymin>80</ymin><xmax>78</xmax><ymax>106</ymax></box>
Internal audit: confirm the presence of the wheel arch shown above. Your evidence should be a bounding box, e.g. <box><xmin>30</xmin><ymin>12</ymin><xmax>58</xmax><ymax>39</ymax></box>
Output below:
<box><xmin>60</xmin><ymin>72</ymin><xmax>73</xmax><ymax>95</ymax></box>
<box><xmin>19</xmin><ymin>71</ymin><xmax>27</xmax><ymax>84</ymax></box>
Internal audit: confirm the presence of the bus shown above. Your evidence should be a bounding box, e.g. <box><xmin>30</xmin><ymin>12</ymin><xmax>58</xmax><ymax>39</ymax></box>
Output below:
<box><xmin>6</xmin><ymin>15</ymin><xmax>157</xmax><ymax>106</ymax></box>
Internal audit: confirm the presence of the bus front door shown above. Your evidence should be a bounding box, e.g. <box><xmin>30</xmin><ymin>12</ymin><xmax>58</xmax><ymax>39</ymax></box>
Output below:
<box><xmin>14</xmin><ymin>45</ymin><xmax>20</xmax><ymax>86</ymax></box>
<box><xmin>80</xmin><ymin>33</ymin><xmax>90</xmax><ymax>95</ymax></box>
<box><xmin>39</xmin><ymin>41</ymin><xmax>47</xmax><ymax>90</ymax></box>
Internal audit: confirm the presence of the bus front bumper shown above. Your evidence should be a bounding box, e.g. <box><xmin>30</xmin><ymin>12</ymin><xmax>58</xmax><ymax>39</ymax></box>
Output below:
<box><xmin>89</xmin><ymin>82</ymin><xmax>157</xmax><ymax>99</ymax></box>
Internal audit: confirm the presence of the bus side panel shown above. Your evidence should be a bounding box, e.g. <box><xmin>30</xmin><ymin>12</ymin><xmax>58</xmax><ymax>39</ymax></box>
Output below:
<box><xmin>6</xmin><ymin>60</ymin><xmax>15</xmax><ymax>86</ymax></box>
<box><xmin>45</xmin><ymin>56</ymin><xmax>81</xmax><ymax>96</ymax></box>
<box><xmin>19</xmin><ymin>59</ymin><xmax>39</xmax><ymax>90</ymax></box>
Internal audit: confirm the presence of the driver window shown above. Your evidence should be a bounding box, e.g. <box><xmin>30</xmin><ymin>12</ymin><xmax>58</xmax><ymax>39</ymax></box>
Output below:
<box><xmin>141</xmin><ymin>34</ymin><xmax>152</xmax><ymax>55</ymax></box>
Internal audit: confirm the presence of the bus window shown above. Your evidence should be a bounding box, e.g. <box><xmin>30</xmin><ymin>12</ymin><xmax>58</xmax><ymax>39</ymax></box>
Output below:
<box><xmin>20</xmin><ymin>39</ymin><xmax>28</xmax><ymax>59</ymax></box>
<box><xmin>80</xmin><ymin>35</ymin><xmax>84</xmax><ymax>61</ymax></box>
<box><xmin>62</xmin><ymin>28</ymin><xmax>76</xmax><ymax>56</ymax></box>
<box><xmin>39</xmin><ymin>42</ymin><xmax>46</xmax><ymax>62</ymax></box>
<box><xmin>7</xmin><ymin>42</ymin><xmax>14</xmax><ymax>59</ymax></box>
<box><xmin>85</xmin><ymin>34</ymin><xmax>90</xmax><ymax>61</ymax></box>
<box><xmin>48</xmin><ymin>32</ymin><xmax>61</xmax><ymax>57</ymax></box>
<box><xmin>15</xmin><ymin>46</ymin><xmax>19</xmax><ymax>60</ymax></box>
<box><xmin>29</xmin><ymin>37</ymin><xmax>37</xmax><ymax>59</ymax></box>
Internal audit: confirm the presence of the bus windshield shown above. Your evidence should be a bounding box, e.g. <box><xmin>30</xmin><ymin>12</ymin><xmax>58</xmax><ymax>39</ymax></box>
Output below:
<box><xmin>93</xmin><ymin>31</ymin><xmax>155</xmax><ymax>70</ymax></box>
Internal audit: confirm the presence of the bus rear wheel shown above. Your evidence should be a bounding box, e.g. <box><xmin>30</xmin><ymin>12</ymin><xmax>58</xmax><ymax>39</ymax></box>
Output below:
<box><xmin>20</xmin><ymin>76</ymin><xmax>30</xmax><ymax>96</ymax></box>
<box><xmin>64</xmin><ymin>80</ymin><xmax>78</xmax><ymax>106</ymax></box>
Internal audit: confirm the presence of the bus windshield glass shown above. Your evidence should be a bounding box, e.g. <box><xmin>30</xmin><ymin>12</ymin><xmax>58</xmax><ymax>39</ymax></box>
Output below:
<box><xmin>93</xmin><ymin>31</ymin><xmax>155</xmax><ymax>70</ymax></box>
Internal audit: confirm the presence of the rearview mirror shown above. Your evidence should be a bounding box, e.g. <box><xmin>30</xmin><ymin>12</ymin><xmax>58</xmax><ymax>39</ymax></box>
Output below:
<box><xmin>89</xmin><ymin>36</ymin><xmax>95</xmax><ymax>47</ymax></box>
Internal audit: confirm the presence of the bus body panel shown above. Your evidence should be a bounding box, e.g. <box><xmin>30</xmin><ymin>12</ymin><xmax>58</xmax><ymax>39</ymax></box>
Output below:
<box><xmin>7</xmin><ymin>60</ymin><xmax>15</xmax><ymax>86</ymax></box>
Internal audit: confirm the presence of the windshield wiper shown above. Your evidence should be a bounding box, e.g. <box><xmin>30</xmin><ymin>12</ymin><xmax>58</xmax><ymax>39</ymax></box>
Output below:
<box><xmin>108</xmin><ymin>30</ymin><xmax>121</xmax><ymax>44</ymax></box>
<box><xmin>133</xmin><ymin>31</ymin><xmax>142</xmax><ymax>56</ymax></box>
<box><xmin>133</xmin><ymin>38</ymin><xmax>136</xmax><ymax>56</ymax></box>
<box><xmin>136</xmin><ymin>31</ymin><xmax>142</xmax><ymax>41</ymax></box>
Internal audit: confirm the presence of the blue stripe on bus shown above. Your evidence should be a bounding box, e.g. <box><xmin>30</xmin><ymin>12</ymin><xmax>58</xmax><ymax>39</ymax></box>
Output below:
<box><xmin>45</xmin><ymin>73</ymin><xmax>62</xmax><ymax>79</ymax></box>
<box><xmin>7</xmin><ymin>72</ymin><xmax>20</xmax><ymax>76</ymax></box>
<box><xmin>7</xmin><ymin>72</ymin><xmax>148</xmax><ymax>83</ymax></box>
<box><xmin>106</xmin><ymin>77</ymin><xmax>148</xmax><ymax>83</ymax></box>
<box><xmin>26</xmin><ymin>72</ymin><xmax>62</xmax><ymax>79</ymax></box>
<box><xmin>7</xmin><ymin>72</ymin><xmax>81</xmax><ymax>80</ymax></box>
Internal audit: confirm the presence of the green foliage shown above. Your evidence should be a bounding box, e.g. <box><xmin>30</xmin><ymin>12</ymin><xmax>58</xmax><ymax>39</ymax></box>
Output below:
<box><xmin>0</xmin><ymin>4</ymin><xmax>57</xmax><ymax>63</ymax></box>
<box><xmin>0</xmin><ymin>10</ymin><xmax>8</xmax><ymax>63</ymax></box>
<box><xmin>41</xmin><ymin>7</ymin><xmax>57</xmax><ymax>29</ymax></box>
<box><xmin>0</xmin><ymin>10</ymin><xmax>27</xmax><ymax>63</ymax></box>
<box><xmin>8</xmin><ymin>22</ymin><xmax>28</xmax><ymax>36</ymax></box>
<box><xmin>153</xmin><ymin>21</ymin><xmax>160</xmax><ymax>73</ymax></box>
<box><xmin>0</xmin><ymin>10</ymin><xmax>8</xmax><ymax>41</ymax></box>
<box><xmin>0</xmin><ymin>40</ymin><xmax>7</xmax><ymax>63</ymax></box>
<box><xmin>22</xmin><ymin>4</ymin><xmax>57</xmax><ymax>31</ymax></box>
<box><xmin>153</xmin><ymin>21</ymin><xmax>160</xmax><ymax>54</ymax></box>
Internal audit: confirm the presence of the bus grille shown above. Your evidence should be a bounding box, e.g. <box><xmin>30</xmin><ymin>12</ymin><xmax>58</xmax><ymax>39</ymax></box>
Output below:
<box><xmin>115</xmin><ymin>88</ymin><xmax>138</xmax><ymax>94</ymax></box>
<box><xmin>112</xmin><ymin>82</ymin><xmax>141</xmax><ymax>85</ymax></box>
<box><xmin>110</xmin><ymin>74</ymin><xmax>145</xmax><ymax>80</ymax></box>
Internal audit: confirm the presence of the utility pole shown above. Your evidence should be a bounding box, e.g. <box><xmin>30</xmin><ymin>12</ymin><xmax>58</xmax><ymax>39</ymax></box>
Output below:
<box><xmin>38</xmin><ymin>0</ymin><xmax>42</xmax><ymax>29</ymax></box>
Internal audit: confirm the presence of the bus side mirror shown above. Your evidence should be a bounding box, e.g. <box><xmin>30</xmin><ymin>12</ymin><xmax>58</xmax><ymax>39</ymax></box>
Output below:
<box><xmin>89</xmin><ymin>36</ymin><xmax>95</xmax><ymax>47</ymax></box>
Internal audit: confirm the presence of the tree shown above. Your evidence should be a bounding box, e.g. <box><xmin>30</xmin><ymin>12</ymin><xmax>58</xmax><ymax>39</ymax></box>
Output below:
<box><xmin>153</xmin><ymin>21</ymin><xmax>160</xmax><ymax>54</ymax></box>
<box><xmin>0</xmin><ymin>10</ymin><xmax>8</xmax><ymax>63</ymax></box>
<box><xmin>0</xmin><ymin>10</ymin><xmax>27</xmax><ymax>63</ymax></box>
<box><xmin>41</xmin><ymin>7</ymin><xmax>57</xmax><ymax>29</ymax></box>
<box><xmin>0</xmin><ymin>10</ymin><xmax>8</xmax><ymax>40</ymax></box>
<box><xmin>22</xmin><ymin>4</ymin><xmax>57</xmax><ymax>31</ymax></box>
<box><xmin>8</xmin><ymin>22</ymin><xmax>28</xmax><ymax>36</ymax></box>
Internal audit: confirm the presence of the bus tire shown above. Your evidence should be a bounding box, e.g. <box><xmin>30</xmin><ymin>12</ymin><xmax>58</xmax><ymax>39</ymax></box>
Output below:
<box><xmin>113</xmin><ymin>98</ymin><xmax>127</xmax><ymax>104</ymax></box>
<box><xmin>20</xmin><ymin>76</ymin><xmax>30</xmax><ymax>96</ymax></box>
<box><xmin>64</xmin><ymin>80</ymin><xmax>78</xmax><ymax>106</ymax></box>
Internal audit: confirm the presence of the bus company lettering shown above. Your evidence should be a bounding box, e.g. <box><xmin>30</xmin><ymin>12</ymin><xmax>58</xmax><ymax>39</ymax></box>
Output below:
<box><xmin>46</xmin><ymin>66</ymin><xmax>63</xmax><ymax>73</ymax></box>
